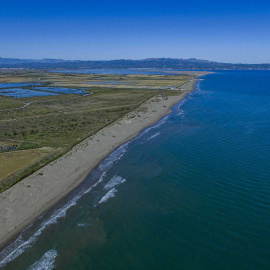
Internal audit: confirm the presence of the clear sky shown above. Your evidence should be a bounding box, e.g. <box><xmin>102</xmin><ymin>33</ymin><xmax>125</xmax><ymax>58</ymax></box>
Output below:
<box><xmin>1</xmin><ymin>0</ymin><xmax>270</xmax><ymax>63</ymax></box>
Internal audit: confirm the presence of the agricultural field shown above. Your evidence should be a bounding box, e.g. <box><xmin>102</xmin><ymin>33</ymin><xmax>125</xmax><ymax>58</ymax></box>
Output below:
<box><xmin>0</xmin><ymin>70</ymin><xmax>190</xmax><ymax>192</ymax></box>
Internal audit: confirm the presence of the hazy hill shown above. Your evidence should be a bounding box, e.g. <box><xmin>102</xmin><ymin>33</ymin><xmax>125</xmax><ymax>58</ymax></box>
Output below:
<box><xmin>0</xmin><ymin>57</ymin><xmax>269</xmax><ymax>70</ymax></box>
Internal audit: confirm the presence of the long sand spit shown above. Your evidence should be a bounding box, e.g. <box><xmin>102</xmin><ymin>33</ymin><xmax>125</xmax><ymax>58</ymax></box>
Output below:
<box><xmin>0</xmin><ymin>73</ymin><xmax>207</xmax><ymax>250</ymax></box>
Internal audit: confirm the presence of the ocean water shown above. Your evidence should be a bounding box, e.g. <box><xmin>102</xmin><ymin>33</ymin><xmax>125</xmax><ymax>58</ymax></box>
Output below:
<box><xmin>1</xmin><ymin>70</ymin><xmax>270</xmax><ymax>269</ymax></box>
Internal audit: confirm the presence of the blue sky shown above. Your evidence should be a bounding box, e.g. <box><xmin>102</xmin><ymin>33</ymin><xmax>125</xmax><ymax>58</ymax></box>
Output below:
<box><xmin>1</xmin><ymin>0</ymin><xmax>270</xmax><ymax>63</ymax></box>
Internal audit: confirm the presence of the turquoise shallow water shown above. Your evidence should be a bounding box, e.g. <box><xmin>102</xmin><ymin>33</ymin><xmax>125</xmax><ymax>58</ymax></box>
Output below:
<box><xmin>1</xmin><ymin>71</ymin><xmax>270</xmax><ymax>269</ymax></box>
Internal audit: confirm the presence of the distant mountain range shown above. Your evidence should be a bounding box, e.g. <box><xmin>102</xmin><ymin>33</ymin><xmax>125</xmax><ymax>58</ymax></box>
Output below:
<box><xmin>0</xmin><ymin>57</ymin><xmax>269</xmax><ymax>70</ymax></box>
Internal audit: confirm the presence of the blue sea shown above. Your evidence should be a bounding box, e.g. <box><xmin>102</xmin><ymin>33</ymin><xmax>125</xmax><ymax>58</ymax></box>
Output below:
<box><xmin>0</xmin><ymin>70</ymin><xmax>270</xmax><ymax>270</ymax></box>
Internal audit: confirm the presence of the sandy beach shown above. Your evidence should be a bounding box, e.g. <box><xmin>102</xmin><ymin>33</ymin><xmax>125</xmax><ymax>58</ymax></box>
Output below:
<box><xmin>0</xmin><ymin>72</ymin><xmax>207</xmax><ymax>250</ymax></box>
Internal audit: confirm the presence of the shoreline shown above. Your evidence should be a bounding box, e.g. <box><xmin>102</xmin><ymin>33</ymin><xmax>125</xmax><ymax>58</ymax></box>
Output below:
<box><xmin>0</xmin><ymin>72</ymin><xmax>208</xmax><ymax>251</ymax></box>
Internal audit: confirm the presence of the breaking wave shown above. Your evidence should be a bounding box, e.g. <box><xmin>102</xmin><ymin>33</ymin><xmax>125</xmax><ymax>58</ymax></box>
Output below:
<box><xmin>104</xmin><ymin>175</ymin><xmax>126</xmax><ymax>190</ymax></box>
<box><xmin>148</xmin><ymin>132</ymin><xmax>161</xmax><ymax>140</ymax></box>
<box><xmin>99</xmin><ymin>142</ymin><xmax>129</xmax><ymax>171</ymax></box>
<box><xmin>28</xmin><ymin>250</ymin><xmax>57</xmax><ymax>270</ymax></box>
<box><xmin>99</xmin><ymin>188</ymin><xmax>117</xmax><ymax>204</ymax></box>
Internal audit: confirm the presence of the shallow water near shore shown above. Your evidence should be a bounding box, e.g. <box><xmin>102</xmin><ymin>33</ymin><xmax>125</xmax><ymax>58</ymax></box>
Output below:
<box><xmin>1</xmin><ymin>70</ymin><xmax>270</xmax><ymax>269</ymax></box>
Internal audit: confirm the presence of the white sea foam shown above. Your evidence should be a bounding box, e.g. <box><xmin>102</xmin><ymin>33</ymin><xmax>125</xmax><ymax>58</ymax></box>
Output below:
<box><xmin>135</xmin><ymin>115</ymin><xmax>169</xmax><ymax>142</ymax></box>
<box><xmin>104</xmin><ymin>175</ymin><xmax>126</xmax><ymax>190</ymax></box>
<box><xmin>0</xmin><ymin>235</ymin><xmax>31</xmax><ymax>269</ymax></box>
<box><xmin>92</xmin><ymin>172</ymin><xmax>107</xmax><ymax>188</ymax></box>
<box><xmin>77</xmin><ymin>223</ymin><xmax>91</xmax><ymax>227</ymax></box>
<box><xmin>99</xmin><ymin>188</ymin><xmax>117</xmax><ymax>204</ymax></box>
<box><xmin>146</xmin><ymin>115</ymin><xmax>169</xmax><ymax>132</ymax></box>
<box><xmin>148</xmin><ymin>132</ymin><xmax>161</xmax><ymax>140</ymax></box>
<box><xmin>98</xmin><ymin>175</ymin><xmax>126</xmax><ymax>204</ymax></box>
<box><xmin>98</xmin><ymin>142</ymin><xmax>129</xmax><ymax>171</ymax></box>
<box><xmin>28</xmin><ymin>250</ymin><xmax>57</xmax><ymax>270</ymax></box>
<box><xmin>175</xmin><ymin>109</ymin><xmax>185</xmax><ymax>117</ymax></box>
<box><xmin>174</xmin><ymin>95</ymin><xmax>189</xmax><ymax>117</ymax></box>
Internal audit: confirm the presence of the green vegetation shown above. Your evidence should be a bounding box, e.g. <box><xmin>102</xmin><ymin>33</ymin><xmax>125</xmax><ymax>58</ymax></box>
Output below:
<box><xmin>0</xmin><ymin>97</ymin><xmax>24</xmax><ymax>110</ymax></box>
<box><xmin>0</xmin><ymin>71</ymin><xmax>190</xmax><ymax>192</ymax></box>
<box><xmin>0</xmin><ymin>149</ymin><xmax>51</xmax><ymax>180</ymax></box>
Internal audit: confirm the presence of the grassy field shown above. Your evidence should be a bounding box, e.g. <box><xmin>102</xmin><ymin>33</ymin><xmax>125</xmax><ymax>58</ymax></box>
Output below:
<box><xmin>0</xmin><ymin>97</ymin><xmax>24</xmax><ymax>110</ymax></box>
<box><xmin>0</xmin><ymin>70</ymin><xmax>191</xmax><ymax>192</ymax></box>
<box><xmin>0</xmin><ymin>149</ymin><xmax>51</xmax><ymax>179</ymax></box>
